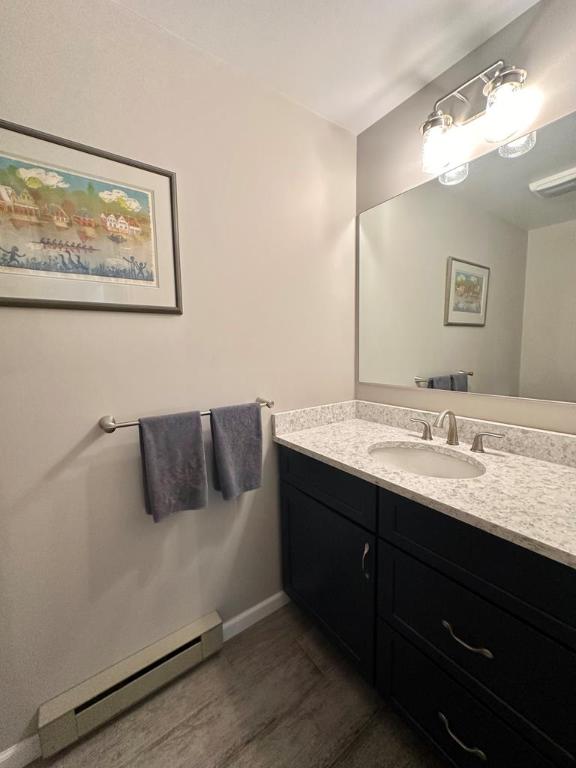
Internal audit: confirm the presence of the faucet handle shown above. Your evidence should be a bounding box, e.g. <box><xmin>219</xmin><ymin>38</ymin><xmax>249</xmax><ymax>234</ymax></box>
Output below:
<box><xmin>471</xmin><ymin>432</ymin><xmax>504</xmax><ymax>453</ymax></box>
<box><xmin>410</xmin><ymin>417</ymin><xmax>433</xmax><ymax>441</ymax></box>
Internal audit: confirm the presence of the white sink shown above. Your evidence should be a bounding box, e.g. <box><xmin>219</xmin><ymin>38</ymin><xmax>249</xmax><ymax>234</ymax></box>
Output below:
<box><xmin>368</xmin><ymin>442</ymin><xmax>485</xmax><ymax>479</ymax></box>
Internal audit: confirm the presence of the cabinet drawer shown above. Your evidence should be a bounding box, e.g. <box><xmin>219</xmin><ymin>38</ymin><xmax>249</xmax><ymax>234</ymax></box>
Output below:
<box><xmin>379</xmin><ymin>489</ymin><xmax>576</xmax><ymax>638</ymax></box>
<box><xmin>279</xmin><ymin>447</ymin><xmax>377</xmax><ymax>531</ymax></box>
<box><xmin>379</xmin><ymin>544</ymin><xmax>576</xmax><ymax>759</ymax></box>
<box><xmin>378</xmin><ymin>626</ymin><xmax>555</xmax><ymax>768</ymax></box>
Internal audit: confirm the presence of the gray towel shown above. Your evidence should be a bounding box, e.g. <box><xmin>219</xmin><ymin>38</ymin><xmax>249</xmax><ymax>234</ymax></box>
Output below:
<box><xmin>139</xmin><ymin>411</ymin><xmax>207</xmax><ymax>522</ymax></box>
<box><xmin>210</xmin><ymin>403</ymin><xmax>262</xmax><ymax>500</ymax></box>
<box><xmin>427</xmin><ymin>374</ymin><xmax>468</xmax><ymax>392</ymax></box>
<box><xmin>450</xmin><ymin>373</ymin><xmax>469</xmax><ymax>392</ymax></box>
<box><xmin>427</xmin><ymin>375</ymin><xmax>452</xmax><ymax>390</ymax></box>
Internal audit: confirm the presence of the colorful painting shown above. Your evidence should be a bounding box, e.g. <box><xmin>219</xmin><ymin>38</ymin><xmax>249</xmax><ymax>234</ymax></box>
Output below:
<box><xmin>445</xmin><ymin>258</ymin><xmax>489</xmax><ymax>326</ymax></box>
<box><xmin>452</xmin><ymin>270</ymin><xmax>484</xmax><ymax>313</ymax></box>
<box><xmin>0</xmin><ymin>119</ymin><xmax>181</xmax><ymax>312</ymax></box>
<box><xmin>0</xmin><ymin>153</ymin><xmax>156</xmax><ymax>285</ymax></box>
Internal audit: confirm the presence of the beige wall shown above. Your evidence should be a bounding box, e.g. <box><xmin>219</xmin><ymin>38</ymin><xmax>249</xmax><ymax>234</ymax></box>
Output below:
<box><xmin>356</xmin><ymin>0</ymin><xmax>576</xmax><ymax>433</ymax></box>
<box><xmin>0</xmin><ymin>0</ymin><xmax>356</xmax><ymax>751</ymax></box>
<box><xmin>519</xmin><ymin>220</ymin><xmax>576</xmax><ymax>400</ymax></box>
<box><xmin>359</xmin><ymin>184</ymin><xmax>527</xmax><ymax>395</ymax></box>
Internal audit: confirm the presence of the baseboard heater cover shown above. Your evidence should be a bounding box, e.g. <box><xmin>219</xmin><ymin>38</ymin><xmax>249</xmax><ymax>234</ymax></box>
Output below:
<box><xmin>38</xmin><ymin>611</ymin><xmax>222</xmax><ymax>757</ymax></box>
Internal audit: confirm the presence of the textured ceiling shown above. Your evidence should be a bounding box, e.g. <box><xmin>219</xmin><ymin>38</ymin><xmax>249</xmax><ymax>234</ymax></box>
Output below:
<box><xmin>115</xmin><ymin>0</ymin><xmax>541</xmax><ymax>133</ymax></box>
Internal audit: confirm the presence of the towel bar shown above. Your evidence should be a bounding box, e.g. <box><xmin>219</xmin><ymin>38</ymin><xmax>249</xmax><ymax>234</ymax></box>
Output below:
<box><xmin>414</xmin><ymin>371</ymin><xmax>474</xmax><ymax>386</ymax></box>
<box><xmin>99</xmin><ymin>397</ymin><xmax>274</xmax><ymax>433</ymax></box>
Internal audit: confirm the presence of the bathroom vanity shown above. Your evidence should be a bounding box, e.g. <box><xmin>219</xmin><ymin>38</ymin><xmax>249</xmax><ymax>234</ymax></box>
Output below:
<box><xmin>276</xmin><ymin>404</ymin><xmax>576</xmax><ymax>768</ymax></box>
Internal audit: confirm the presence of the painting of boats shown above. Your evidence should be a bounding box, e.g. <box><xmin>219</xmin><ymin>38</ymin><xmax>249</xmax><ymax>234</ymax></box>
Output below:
<box><xmin>0</xmin><ymin>118</ymin><xmax>181</xmax><ymax>312</ymax></box>
<box><xmin>0</xmin><ymin>151</ymin><xmax>157</xmax><ymax>285</ymax></box>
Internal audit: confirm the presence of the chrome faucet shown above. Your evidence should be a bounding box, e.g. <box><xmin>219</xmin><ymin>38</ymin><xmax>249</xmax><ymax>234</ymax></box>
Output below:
<box><xmin>433</xmin><ymin>410</ymin><xmax>459</xmax><ymax>446</ymax></box>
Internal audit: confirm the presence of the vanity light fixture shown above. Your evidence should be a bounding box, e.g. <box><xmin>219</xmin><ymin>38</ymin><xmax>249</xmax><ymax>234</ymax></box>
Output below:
<box><xmin>421</xmin><ymin>61</ymin><xmax>534</xmax><ymax>174</ymax></box>
<box><xmin>438</xmin><ymin>163</ymin><xmax>469</xmax><ymax>186</ymax></box>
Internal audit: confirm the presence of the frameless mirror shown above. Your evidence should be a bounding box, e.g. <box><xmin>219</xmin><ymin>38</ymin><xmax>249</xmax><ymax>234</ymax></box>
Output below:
<box><xmin>358</xmin><ymin>110</ymin><xmax>576</xmax><ymax>403</ymax></box>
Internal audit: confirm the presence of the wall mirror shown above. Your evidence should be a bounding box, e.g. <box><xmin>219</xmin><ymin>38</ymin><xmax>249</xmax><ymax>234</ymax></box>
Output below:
<box><xmin>358</xmin><ymin>110</ymin><xmax>576</xmax><ymax>403</ymax></box>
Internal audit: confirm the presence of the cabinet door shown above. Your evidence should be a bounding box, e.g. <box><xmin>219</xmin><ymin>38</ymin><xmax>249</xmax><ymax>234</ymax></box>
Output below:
<box><xmin>281</xmin><ymin>483</ymin><xmax>375</xmax><ymax>680</ymax></box>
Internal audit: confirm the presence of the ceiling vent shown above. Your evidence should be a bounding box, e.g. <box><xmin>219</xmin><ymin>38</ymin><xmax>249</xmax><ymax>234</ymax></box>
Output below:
<box><xmin>529</xmin><ymin>167</ymin><xmax>576</xmax><ymax>198</ymax></box>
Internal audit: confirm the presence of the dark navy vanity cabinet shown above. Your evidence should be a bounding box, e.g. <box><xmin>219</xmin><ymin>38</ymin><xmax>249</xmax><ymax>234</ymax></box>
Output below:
<box><xmin>279</xmin><ymin>448</ymin><xmax>377</xmax><ymax>680</ymax></box>
<box><xmin>279</xmin><ymin>446</ymin><xmax>576</xmax><ymax>768</ymax></box>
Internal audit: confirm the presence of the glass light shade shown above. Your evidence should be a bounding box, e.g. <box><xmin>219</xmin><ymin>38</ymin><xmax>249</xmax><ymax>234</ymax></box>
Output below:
<box><xmin>439</xmin><ymin>163</ymin><xmax>469</xmax><ymax>186</ymax></box>
<box><xmin>422</xmin><ymin>123</ymin><xmax>452</xmax><ymax>175</ymax></box>
<box><xmin>498</xmin><ymin>130</ymin><xmax>537</xmax><ymax>158</ymax></box>
<box><xmin>484</xmin><ymin>81</ymin><xmax>525</xmax><ymax>143</ymax></box>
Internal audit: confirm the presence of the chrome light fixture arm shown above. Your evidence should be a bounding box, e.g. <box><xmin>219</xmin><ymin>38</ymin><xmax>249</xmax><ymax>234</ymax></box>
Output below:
<box><xmin>431</xmin><ymin>59</ymin><xmax>504</xmax><ymax>124</ymax></box>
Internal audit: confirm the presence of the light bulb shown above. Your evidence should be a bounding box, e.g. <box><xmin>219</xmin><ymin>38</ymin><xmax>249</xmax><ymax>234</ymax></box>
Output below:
<box><xmin>498</xmin><ymin>130</ymin><xmax>537</xmax><ymax>158</ymax></box>
<box><xmin>421</xmin><ymin>111</ymin><xmax>453</xmax><ymax>175</ymax></box>
<box><xmin>422</xmin><ymin>125</ymin><xmax>451</xmax><ymax>174</ymax></box>
<box><xmin>485</xmin><ymin>81</ymin><xmax>526</xmax><ymax>142</ymax></box>
<box><xmin>439</xmin><ymin>163</ymin><xmax>469</xmax><ymax>186</ymax></box>
<box><xmin>483</xmin><ymin>67</ymin><xmax>529</xmax><ymax>143</ymax></box>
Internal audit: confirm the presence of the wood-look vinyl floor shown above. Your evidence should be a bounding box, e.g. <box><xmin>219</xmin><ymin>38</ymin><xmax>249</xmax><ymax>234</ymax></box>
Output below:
<box><xmin>35</xmin><ymin>604</ymin><xmax>446</xmax><ymax>768</ymax></box>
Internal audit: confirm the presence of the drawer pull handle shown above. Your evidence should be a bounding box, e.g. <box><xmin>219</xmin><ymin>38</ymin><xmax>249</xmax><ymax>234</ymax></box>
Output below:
<box><xmin>438</xmin><ymin>712</ymin><xmax>487</xmax><ymax>762</ymax></box>
<box><xmin>361</xmin><ymin>542</ymin><xmax>370</xmax><ymax>580</ymax></box>
<box><xmin>442</xmin><ymin>620</ymin><xmax>494</xmax><ymax>659</ymax></box>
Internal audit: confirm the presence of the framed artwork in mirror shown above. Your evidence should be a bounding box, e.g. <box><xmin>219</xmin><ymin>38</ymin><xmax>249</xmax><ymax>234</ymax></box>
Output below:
<box><xmin>0</xmin><ymin>119</ymin><xmax>181</xmax><ymax>313</ymax></box>
<box><xmin>444</xmin><ymin>257</ymin><xmax>489</xmax><ymax>326</ymax></box>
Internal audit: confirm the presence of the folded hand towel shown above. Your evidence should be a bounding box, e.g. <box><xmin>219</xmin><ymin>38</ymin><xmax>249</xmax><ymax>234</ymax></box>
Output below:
<box><xmin>139</xmin><ymin>411</ymin><xmax>207</xmax><ymax>522</ymax></box>
<box><xmin>450</xmin><ymin>373</ymin><xmax>469</xmax><ymax>392</ymax></box>
<box><xmin>211</xmin><ymin>403</ymin><xmax>262</xmax><ymax>500</ymax></box>
<box><xmin>427</xmin><ymin>375</ymin><xmax>452</xmax><ymax>390</ymax></box>
<box><xmin>427</xmin><ymin>374</ymin><xmax>468</xmax><ymax>391</ymax></box>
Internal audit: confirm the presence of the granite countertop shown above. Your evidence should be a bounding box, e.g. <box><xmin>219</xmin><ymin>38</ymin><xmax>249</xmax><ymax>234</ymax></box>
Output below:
<box><xmin>274</xmin><ymin>418</ymin><xmax>576</xmax><ymax>569</ymax></box>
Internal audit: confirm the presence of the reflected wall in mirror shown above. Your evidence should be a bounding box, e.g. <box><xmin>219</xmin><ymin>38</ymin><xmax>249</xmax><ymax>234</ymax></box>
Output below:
<box><xmin>359</xmin><ymin>110</ymin><xmax>576</xmax><ymax>404</ymax></box>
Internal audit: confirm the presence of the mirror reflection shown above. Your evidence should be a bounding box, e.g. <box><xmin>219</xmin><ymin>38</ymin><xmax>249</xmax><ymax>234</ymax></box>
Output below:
<box><xmin>359</xmin><ymin>110</ymin><xmax>576</xmax><ymax>403</ymax></box>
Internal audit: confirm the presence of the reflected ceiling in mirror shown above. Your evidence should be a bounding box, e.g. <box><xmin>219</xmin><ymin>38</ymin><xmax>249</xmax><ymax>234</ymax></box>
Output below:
<box><xmin>358</xmin><ymin>110</ymin><xmax>576</xmax><ymax>403</ymax></box>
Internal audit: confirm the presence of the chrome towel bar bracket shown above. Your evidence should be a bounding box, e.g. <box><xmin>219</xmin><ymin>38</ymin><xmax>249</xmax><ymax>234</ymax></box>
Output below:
<box><xmin>99</xmin><ymin>397</ymin><xmax>274</xmax><ymax>433</ymax></box>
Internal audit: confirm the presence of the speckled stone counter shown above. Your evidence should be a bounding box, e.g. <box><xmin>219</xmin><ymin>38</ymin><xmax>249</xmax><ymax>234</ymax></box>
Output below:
<box><xmin>273</xmin><ymin>404</ymin><xmax>576</xmax><ymax>569</ymax></box>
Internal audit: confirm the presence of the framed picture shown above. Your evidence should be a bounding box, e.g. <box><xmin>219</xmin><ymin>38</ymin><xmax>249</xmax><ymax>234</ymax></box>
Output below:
<box><xmin>444</xmin><ymin>257</ymin><xmax>489</xmax><ymax>326</ymax></box>
<box><xmin>0</xmin><ymin>119</ymin><xmax>181</xmax><ymax>313</ymax></box>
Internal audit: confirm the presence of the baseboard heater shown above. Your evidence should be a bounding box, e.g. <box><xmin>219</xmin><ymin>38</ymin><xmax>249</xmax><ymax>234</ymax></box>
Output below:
<box><xmin>38</xmin><ymin>611</ymin><xmax>222</xmax><ymax>757</ymax></box>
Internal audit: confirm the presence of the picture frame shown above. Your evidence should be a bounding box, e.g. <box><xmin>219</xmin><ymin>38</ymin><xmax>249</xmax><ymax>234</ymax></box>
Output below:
<box><xmin>444</xmin><ymin>257</ymin><xmax>489</xmax><ymax>326</ymax></box>
<box><xmin>0</xmin><ymin>118</ymin><xmax>182</xmax><ymax>313</ymax></box>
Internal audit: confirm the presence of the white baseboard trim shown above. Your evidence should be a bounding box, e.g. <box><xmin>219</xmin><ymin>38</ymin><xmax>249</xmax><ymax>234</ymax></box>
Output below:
<box><xmin>0</xmin><ymin>735</ymin><xmax>41</xmax><ymax>768</ymax></box>
<box><xmin>222</xmin><ymin>590</ymin><xmax>290</xmax><ymax>642</ymax></box>
<box><xmin>0</xmin><ymin>593</ymin><xmax>289</xmax><ymax>767</ymax></box>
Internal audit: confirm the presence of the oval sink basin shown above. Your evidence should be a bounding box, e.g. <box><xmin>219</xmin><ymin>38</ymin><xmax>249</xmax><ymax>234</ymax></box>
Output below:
<box><xmin>368</xmin><ymin>442</ymin><xmax>485</xmax><ymax>479</ymax></box>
